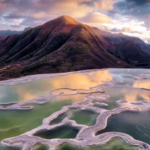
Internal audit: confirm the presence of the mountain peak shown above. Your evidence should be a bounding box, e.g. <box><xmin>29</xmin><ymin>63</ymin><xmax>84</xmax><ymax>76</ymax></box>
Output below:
<box><xmin>118</xmin><ymin>33</ymin><xmax>124</xmax><ymax>36</ymax></box>
<box><xmin>23</xmin><ymin>27</ymin><xmax>32</xmax><ymax>32</ymax></box>
<box><xmin>54</xmin><ymin>15</ymin><xmax>79</xmax><ymax>25</ymax></box>
<box><xmin>43</xmin><ymin>15</ymin><xmax>80</xmax><ymax>28</ymax></box>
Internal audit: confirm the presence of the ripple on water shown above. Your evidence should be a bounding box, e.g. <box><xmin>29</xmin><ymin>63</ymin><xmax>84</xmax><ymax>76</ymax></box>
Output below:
<box><xmin>1</xmin><ymin>69</ymin><xmax>150</xmax><ymax>150</ymax></box>
<box><xmin>96</xmin><ymin>110</ymin><xmax>150</xmax><ymax>145</ymax></box>
<box><xmin>56</xmin><ymin>138</ymin><xmax>138</xmax><ymax>150</ymax></box>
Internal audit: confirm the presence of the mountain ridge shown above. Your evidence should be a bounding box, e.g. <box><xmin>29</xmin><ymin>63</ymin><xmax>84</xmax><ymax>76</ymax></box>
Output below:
<box><xmin>109</xmin><ymin>40</ymin><xmax>150</xmax><ymax>66</ymax></box>
<box><xmin>0</xmin><ymin>15</ymin><xmax>150</xmax><ymax>81</ymax></box>
<box><xmin>0</xmin><ymin>36</ymin><xmax>7</xmax><ymax>41</ymax></box>
<box><xmin>94</xmin><ymin>29</ymin><xmax>150</xmax><ymax>55</ymax></box>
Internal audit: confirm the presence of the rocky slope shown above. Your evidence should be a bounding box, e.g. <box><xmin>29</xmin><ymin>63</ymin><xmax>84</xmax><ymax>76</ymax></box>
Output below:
<box><xmin>0</xmin><ymin>16</ymin><xmax>150</xmax><ymax>80</ymax></box>
<box><xmin>108</xmin><ymin>40</ymin><xmax>150</xmax><ymax>67</ymax></box>
<box><xmin>0</xmin><ymin>36</ymin><xmax>6</xmax><ymax>41</ymax></box>
<box><xmin>95</xmin><ymin>29</ymin><xmax>150</xmax><ymax>55</ymax></box>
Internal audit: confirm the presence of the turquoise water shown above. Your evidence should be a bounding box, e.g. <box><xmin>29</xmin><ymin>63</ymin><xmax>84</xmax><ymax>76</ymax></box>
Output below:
<box><xmin>0</xmin><ymin>100</ymin><xmax>71</xmax><ymax>141</ymax></box>
<box><xmin>0</xmin><ymin>70</ymin><xmax>114</xmax><ymax>103</ymax></box>
<box><xmin>0</xmin><ymin>69</ymin><xmax>150</xmax><ymax>150</ymax></box>
<box><xmin>56</xmin><ymin>138</ymin><xmax>138</xmax><ymax>150</ymax></box>
<box><xmin>70</xmin><ymin>109</ymin><xmax>99</xmax><ymax>126</ymax></box>
<box><xmin>96</xmin><ymin>111</ymin><xmax>150</xmax><ymax>145</ymax></box>
<box><xmin>34</xmin><ymin>125</ymin><xmax>80</xmax><ymax>139</ymax></box>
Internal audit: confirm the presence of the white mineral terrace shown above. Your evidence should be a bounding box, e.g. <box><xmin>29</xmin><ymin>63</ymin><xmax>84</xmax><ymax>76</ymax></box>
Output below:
<box><xmin>1</xmin><ymin>101</ymin><xmax>150</xmax><ymax>150</ymax></box>
<box><xmin>1</xmin><ymin>69</ymin><xmax>150</xmax><ymax>150</ymax></box>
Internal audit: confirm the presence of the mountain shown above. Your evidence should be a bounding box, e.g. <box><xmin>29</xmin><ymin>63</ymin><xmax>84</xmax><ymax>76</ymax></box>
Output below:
<box><xmin>94</xmin><ymin>29</ymin><xmax>150</xmax><ymax>55</ymax></box>
<box><xmin>0</xmin><ymin>27</ymin><xmax>32</xmax><ymax>36</ymax></box>
<box><xmin>108</xmin><ymin>40</ymin><xmax>150</xmax><ymax>67</ymax></box>
<box><xmin>23</xmin><ymin>27</ymin><xmax>32</xmax><ymax>32</ymax></box>
<box><xmin>0</xmin><ymin>30</ymin><xmax>21</xmax><ymax>36</ymax></box>
<box><xmin>0</xmin><ymin>15</ymin><xmax>150</xmax><ymax>81</ymax></box>
<box><xmin>0</xmin><ymin>15</ymin><xmax>131</xmax><ymax>80</ymax></box>
<box><xmin>0</xmin><ymin>36</ymin><xmax>6</xmax><ymax>41</ymax></box>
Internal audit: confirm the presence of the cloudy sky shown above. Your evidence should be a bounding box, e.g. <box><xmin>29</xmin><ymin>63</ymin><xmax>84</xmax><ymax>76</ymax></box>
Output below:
<box><xmin>0</xmin><ymin>0</ymin><xmax>150</xmax><ymax>43</ymax></box>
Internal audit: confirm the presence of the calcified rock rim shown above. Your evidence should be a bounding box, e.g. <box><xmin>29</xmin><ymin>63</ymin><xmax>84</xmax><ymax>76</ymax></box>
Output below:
<box><xmin>1</xmin><ymin>69</ymin><xmax>150</xmax><ymax>149</ymax></box>
<box><xmin>0</xmin><ymin>87</ymin><xmax>105</xmax><ymax>110</ymax></box>
<box><xmin>0</xmin><ymin>68</ymin><xmax>150</xmax><ymax>86</ymax></box>
<box><xmin>0</xmin><ymin>69</ymin><xmax>102</xmax><ymax>86</ymax></box>
<box><xmin>0</xmin><ymin>68</ymin><xmax>150</xmax><ymax>110</ymax></box>
<box><xmin>1</xmin><ymin>105</ymin><xmax>150</xmax><ymax>150</ymax></box>
<box><xmin>2</xmin><ymin>94</ymin><xmax>150</xmax><ymax>150</ymax></box>
<box><xmin>0</xmin><ymin>69</ymin><xmax>107</xmax><ymax>110</ymax></box>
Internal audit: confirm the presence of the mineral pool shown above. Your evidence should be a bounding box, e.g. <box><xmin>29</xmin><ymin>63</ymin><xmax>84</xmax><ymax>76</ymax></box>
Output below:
<box><xmin>0</xmin><ymin>69</ymin><xmax>150</xmax><ymax>150</ymax></box>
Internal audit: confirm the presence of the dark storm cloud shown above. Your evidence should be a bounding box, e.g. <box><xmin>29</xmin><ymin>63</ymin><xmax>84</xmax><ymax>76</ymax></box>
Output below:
<box><xmin>0</xmin><ymin>0</ymin><xmax>92</xmax><ymax>28</ymax></box>
<box><xmin>113</xmin><ymin>0</ymin><xmax>150</xmax><ymax>10</ymax></box>
<box><xmin>0</xmin><ymin>0</ymin><xmax>34</xmax><ymax>17</ymax></box>
<box><xmin>19</xmin><ymin>17</ymin><xmax>46</xmax><ymax>26</ymax></box>
<box><xmin>107</xmin><ymin>0</ymin><xmax>150</xmax><ymax>16</ymax></box>
<box><xmin>79</xmin><ymin>1</ymin><xmax>94</xmax><ymax>6</ymax></box>
<box><xmin>0</xmin><ymin>0</ymin><xmax>53</xmax><ymax>28</ymax></box>
<box><xmin>105</xmin><ymin>0</ymin><xmax>150</xmax><ymax>29</ymax></box>
<box><xmin>126</xmin><ymin>0</ymin><xmax>150</xmax><ymax>6</ymax></box>
<box><xmin>4</xmin><ymin>12</ymin><xmax>26</xmax><ymax>19</ymax></box>
<box><xmin>0</xmin><ymin>0</ymin><xmax>149</xmax><ymax>32</ymax></box>
<box><xmin>10</xmin><ymin>24</ymin><xmax>21</xmax><ymax>28</ymax></box>
<box><xmin>111</xmin><ymin>28</ymin><xmax>120</xmax><ymax>32</ymax></box>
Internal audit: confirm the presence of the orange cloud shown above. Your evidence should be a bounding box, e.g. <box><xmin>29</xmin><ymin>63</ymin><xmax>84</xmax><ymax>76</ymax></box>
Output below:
<box><xmin>81</xmin><ymin>12</ymin><xmax>111</xmax><ymax>24</ymax></box>
<box><xmin>133</xmin><ymin>80</ymin><xmax>150</xmax><ymax>89</ymax></box>
<box><xmin>124</xmin><ymin>90</ymin><xmax>150</xmax><ymax>102</ymax></box>
<box><xmin>123</xmin><ymin>80</ymin><xmax>150</xmax><ymax>102</ymax></box>
<box><xmin>94</xmin><ymin>0</ymin><xmax>115</xmax><ymax>11</ymax></box>
<box><xmin>32</xmin><ymin>0</ymin><xmax>116</xmax><ymax>20</ymax></box>
<box><xmin>13</xmin><ymin>70</ymin><xmax>112</xmax><ymax>102</ymax></box>
<box><xmin>122</xmin><ymin>27</ymin><xmax>134</xmax><ymax>32</ymax></box>
<box><xmin>49</xmin><ymin>70</ymin><xmax>113</xmax><ymax>90</ymax></box>
<box><xmin>33</xmin><ymin>0</ymin><xmax>91</xmax><ymax>19</ymax></box>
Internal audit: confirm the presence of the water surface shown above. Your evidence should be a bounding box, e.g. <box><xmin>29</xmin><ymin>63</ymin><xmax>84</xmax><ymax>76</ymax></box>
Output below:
<box><xmin>0</xmin><ymin>69</ymin><xmax>150</xmax><ymax>150</ymax></box>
